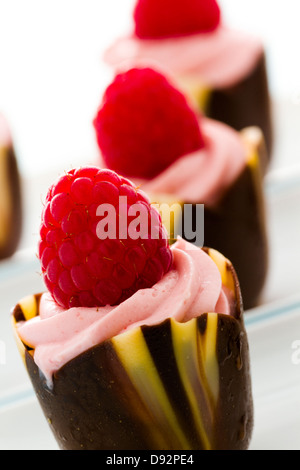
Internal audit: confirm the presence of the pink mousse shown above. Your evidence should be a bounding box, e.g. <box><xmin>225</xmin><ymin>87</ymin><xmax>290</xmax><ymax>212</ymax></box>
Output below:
<box><xmin>104</xmin><ymin>25</ymin><xmax>264</xmax><ymax>89</ymax></box>
<box><xmin>137</xmin><ymin>117</ymin><xmax>246</xmax><ymax>207</ymax></box>
<box><xmin>17</xmin><ymin>238</ymin><xmax>234</xmax><ymax>386</ymax></box>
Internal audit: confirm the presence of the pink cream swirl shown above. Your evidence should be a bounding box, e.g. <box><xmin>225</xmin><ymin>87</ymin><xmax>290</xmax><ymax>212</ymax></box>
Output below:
<box><xmin>17</xmin><ymin>238</ymin><xmax>234</xmax><ymax>385</ymax></box>
<box><xmin>139</xmin><ymin>117</ymin><xmax>247</xmax><ymax>207</ymax></box>
<box><xmin>104</xmin><ymin>25</ymin><xmax>264</xmax><ymax>89</ymax></box>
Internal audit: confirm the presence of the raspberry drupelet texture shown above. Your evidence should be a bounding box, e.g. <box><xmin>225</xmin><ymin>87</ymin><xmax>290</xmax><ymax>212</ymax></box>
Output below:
<box><xmin>39</xmin><ymin>167</ymin><xmax>173</xmax><ymax>309</ymax></box>
<box><xmin>93</xmin><ymin>67</ymin><xmax>205</xmax><ymax>179</ymax></box>
<box><xmin>133</xmin><ymin>0</ymin><xmax>221</xmax><ymax>39</ymax></box>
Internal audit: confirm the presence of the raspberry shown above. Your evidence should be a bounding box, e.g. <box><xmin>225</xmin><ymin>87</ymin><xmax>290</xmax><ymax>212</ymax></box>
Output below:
<box><xmin>39</xmin><ymin>167</ymin><xmax>173</xmax><ymax>309</ymax></box>
<box><xmin>93</xmin><ymin>67</ymin><xmax>205</xmax><ymax>179</ymax></box>
<box><xmin>133</xmin><ymin>0</ymin><xmax>221</xmax><ymax>39</ymax></box>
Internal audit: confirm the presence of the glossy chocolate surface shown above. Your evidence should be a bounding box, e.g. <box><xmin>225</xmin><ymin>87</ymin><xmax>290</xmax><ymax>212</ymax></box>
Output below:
<box><xmin>206</xmin><ymin>53</ymin><xmax>273</xmax><ymax>171</ymax></box>
<box><xmin>203</xmin><ymin>163</ymin><xmax>268</xmax><ymax>310</ymax></box>
<box><xmin>168</xmin><ymin>129</ymin><xmax>268</xmax><ymax>310</ymax></box>
<box><xmin>0</xmin><ymin>144</ymin><xmax>22</xmax><ymax>260</ymax></box>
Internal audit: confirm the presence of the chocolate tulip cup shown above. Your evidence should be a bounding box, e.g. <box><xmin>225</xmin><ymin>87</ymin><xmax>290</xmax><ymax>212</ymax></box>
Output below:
<box><xmin>151</xmin><ymin>127</ymin><xmax>268</xmax><ymax>310</ymax></box>
<box><xmin>181</xmin><ymin>53</ymin><xmax>273</xmax><ymax>170</ymax></box>
<box><xmin>105</xmin><ymin>21</ymin><xmax>273</xmax><ymax>170</ymax></box>
<box><xmin>0</xmin><ymin>116</ymin><xmax>22</xmax><ymax>260</ymax></box>
<box><xmin>12</xmin><ymin>249</ymin><xmax>253</xmax><ymax>450</ymax></box>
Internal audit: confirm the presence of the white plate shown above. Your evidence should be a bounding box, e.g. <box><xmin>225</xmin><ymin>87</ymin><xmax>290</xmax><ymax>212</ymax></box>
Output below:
<box><xmin>261</xmin><ymin>166</ymin><xmax>300</xmax><ymax>304</ymax></box>
<box><xmin>247</xmin><ymin>297</ymin><xmax>300</xmax><ymax>450</ymax></box>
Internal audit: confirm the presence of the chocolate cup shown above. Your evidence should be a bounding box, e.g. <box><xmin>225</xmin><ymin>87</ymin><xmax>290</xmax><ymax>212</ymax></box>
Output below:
<box><xmin>206</xmin><ymin>53</ymin><xmax>273</xmax><ymax>171</ymax></box>
<box><xmin>184</xmin><ymin>53</ymin><xmax>272</xmax><ymax>172</ymax></box>
<box><xmin>152</xmin><ymin>127</ymin><xmax>268</xmax><ymax>310</ymax></box>
<box><xmin>203</xmin><ymin>128</ymin><xmax>268</xmax><ymax>310</ymax></box>
<box><xmin>12</xmin><ymin>250</ymin><xmax>253</xmax><ymax>450</ymax></box>
<box><xmin>0</xmin><ymin>143</ymin><xmax>22</xmax><ymax>260</ymax></box>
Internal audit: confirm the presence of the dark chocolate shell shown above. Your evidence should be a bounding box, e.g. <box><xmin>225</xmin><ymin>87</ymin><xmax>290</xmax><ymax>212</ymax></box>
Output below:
<box><xmin>12</xmin><ymin>249</ymin><xmax>253</xmax><ymax>450</ymax></box>
<box><xmin>185</xmin><ymin>53</ymin><xmax>272</xmax><ymax>170</ymax></box>
<box><xmin>0</xmin><ymin>125</ymin><xmax>22</xmax><ymax>260</ymax></box>
<box><xmin>150</xmin><ymin>127</ymin><xmax>268</xmax><ymax>310</ymax></box>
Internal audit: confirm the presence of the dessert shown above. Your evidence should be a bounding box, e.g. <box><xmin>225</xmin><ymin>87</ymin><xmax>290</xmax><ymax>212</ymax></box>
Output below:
<box><xmin>93</xmin><ymin>67</ymin><xmax>268</xmax><ymax>309</ymax></box>
<box><xmin>0</xmin><ymin>113</ymin><xmax>22</xmax><ymax>260</ymax></box>
<box><xmin>12</xmin><ymin>166</ymin><xmax>253</xmax><ymax>450</ymax></box>
<box><xmin>104</xmin><ymin>0</ymin><xmax>273</xmax><ymax>168</ymax></box>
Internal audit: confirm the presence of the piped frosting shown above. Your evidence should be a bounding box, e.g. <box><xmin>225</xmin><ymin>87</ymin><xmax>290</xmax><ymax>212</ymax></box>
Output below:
<box><xmin>137</xmin><ymin>117</ymin><xmax>247</xmax><ymax>206</ymax></box>
<box><xmin>17</xmin><ymin>238</ymin><xmax>234</xmax><ymax>383</ymax></box>
<box><xmin>104</xmin><ymin>25</ymin><xmax>263</xmax><ymax>89</ymax></box>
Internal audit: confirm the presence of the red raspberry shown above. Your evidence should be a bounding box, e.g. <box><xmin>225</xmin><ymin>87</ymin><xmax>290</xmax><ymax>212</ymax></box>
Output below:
<box><xmin>133</xmin><ymin>0</ymin><xmax>221</xmax><ymax>39</ymax></box>
<box><xmin>39</xmin><ymin>167</ymin><xmax>173</xmax><ymax>309</ymax></box>
<box><xmin>93</xmin><ymin>67</ymin><xmax>205</xmax><ymax>179</ymax></box>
